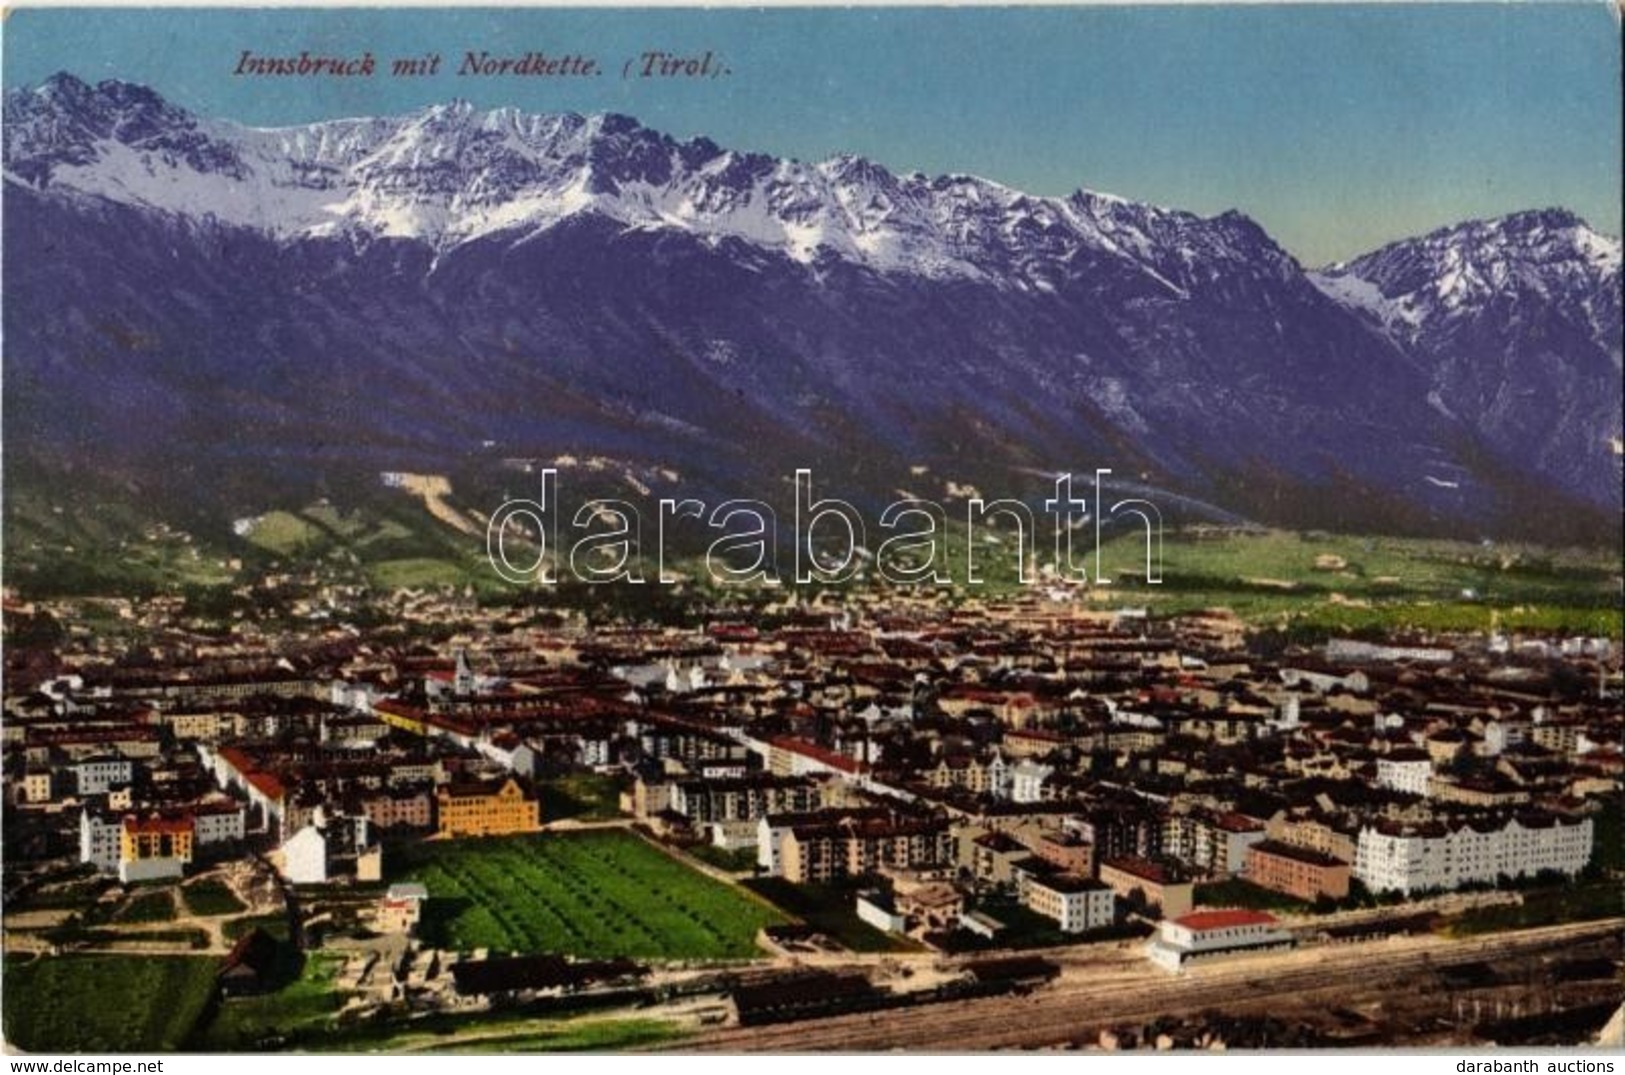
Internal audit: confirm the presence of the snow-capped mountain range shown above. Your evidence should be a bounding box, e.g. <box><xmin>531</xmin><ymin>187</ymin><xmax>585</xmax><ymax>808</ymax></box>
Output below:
<box><xmin>4</xmin><ymin>72</ymin><xmax>1296</xmax><ymax>288</ymax></box>
<box><xmin>1313</xmin><ymin>209</ymin><xmax>1620</xmax><ymax>349</ymax></box>
<box><xmin>5</xmin><ymin>73</ymin><xmax>1621</xmax><ymax>542</ymax></box>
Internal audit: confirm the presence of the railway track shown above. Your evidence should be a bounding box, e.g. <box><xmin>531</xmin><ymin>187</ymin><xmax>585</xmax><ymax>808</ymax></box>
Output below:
<box><xmin>676</xmin><ymin>918</ymin><xmax>1624</xmax><ymax>1052</ymax></box>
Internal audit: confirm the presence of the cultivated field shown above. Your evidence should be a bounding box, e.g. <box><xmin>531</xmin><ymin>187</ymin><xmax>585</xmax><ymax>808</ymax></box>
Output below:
<box><xmin>390</xmin><ymin>830</ymin><xmax>786</xmax><ymax>960</ymax></box>
<box><xmin>2</xmin><ymin>954</ymin><xmax>218</xmax><ymax>1052</ymax></box>
<box><xmin>1095</xmin><ymin>528</ymin><xmax>1623</xmax><ymax>636</ymax></box>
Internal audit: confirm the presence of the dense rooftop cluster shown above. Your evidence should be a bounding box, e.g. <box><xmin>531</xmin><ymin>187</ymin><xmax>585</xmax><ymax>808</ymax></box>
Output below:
<box><xmin>3</xmin><ymin>581</ymin><xmax>1619</xmax><ymax>948</ymax></box>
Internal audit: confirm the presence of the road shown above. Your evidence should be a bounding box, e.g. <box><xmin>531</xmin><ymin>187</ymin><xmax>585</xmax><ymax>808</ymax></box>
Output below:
<box><xmin>676</xmin><ymin>918</ymin><xmax>1624</xmax><ymax>1052</ymax></box>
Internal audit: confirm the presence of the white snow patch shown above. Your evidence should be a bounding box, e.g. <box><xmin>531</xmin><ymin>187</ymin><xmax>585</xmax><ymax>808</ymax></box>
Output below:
<box><xmin>1425</xmin><ymin>389</ymin><xmax>1459</xmax><ymax>421</ymax></box>
<box><xmin>1309</xmin><ymin>270</ymin><xmax>1420</xmax><ymax>330</ymax></box>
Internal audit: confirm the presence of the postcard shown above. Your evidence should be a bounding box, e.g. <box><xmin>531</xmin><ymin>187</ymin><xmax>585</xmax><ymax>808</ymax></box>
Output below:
<box><xmin>2</xmin><ymin>2</ymin><xmax>1620</xmax><ymax>1059</ymax></box>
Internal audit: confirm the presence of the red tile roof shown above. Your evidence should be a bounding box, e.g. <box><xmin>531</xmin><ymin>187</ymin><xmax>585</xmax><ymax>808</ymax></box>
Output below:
<box><xmin>1174</xmin><ymin>908</ymin><xmax>1279</xmax><ymax>932</ymax></box>
<box><xmin>1216</xmin><ymin>812</ymin><xmax>1265</xmax><ymax>833</ymax></box>
<box><xmin>1101</xmin><ymin>856</ymin><xmax>1183</xmax><ymax>885</ymax></box>
<box><xmin>244</xmin><ymin>770</ymin><xmax>286</xmax><ymax>801</ymax></box>
<box><xmin>768</xmin><ymin>736</ymin><xmax>862</xmax><ymax>774</ymax></box>
<box><xmin>217</xmin><ymin>746</ymin><xmax>256</xmax><ymax>771</ymax></box>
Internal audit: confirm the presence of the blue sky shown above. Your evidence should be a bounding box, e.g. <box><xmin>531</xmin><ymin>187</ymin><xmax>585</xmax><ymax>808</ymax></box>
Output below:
<box><xmin>4</xmin><ymin>4</ymin><xmax>1619</xmax><ymax>264</ymax></box>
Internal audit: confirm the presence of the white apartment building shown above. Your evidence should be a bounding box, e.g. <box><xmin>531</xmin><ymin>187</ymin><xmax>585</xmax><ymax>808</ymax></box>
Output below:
<box><xmin>1025</xmin><ymin>874</ymin><xmax>1115</xmax><ymax>933</ymax></box>
<box><xmin>757</xmin><ymin>815</ymin><xmax>787</xmax><ymax>875</ymax></box>
<box><xmin>1009</xmin><ymin>761</ymin><xmax>1055</xmax><ymax>804</ymax></box>
<box><xmin>1354</xmin><ymin>813</ymin><xmax>1593</xmax><ymax>896</ymax></box>
<box><xmin>193</xmin><ymin>802</ymin><xmax>247</xmax><ymax>846</ymax></box>
<box><xmin>79</xmin><ymin>808</ymin><xmax>122</xmax><ymax>872</ymax></box>
<box><xmin>1374</xmin><ymin>752</ymin><xmax>1433</xmax><ymax>797</ymax></box>
<box><xmin>72</xmin><ymin>756</ymin><xmax>134</xmax><ymax>798</ymax></box>
<box><xmin>1483</xmin><ymin>720</ymin><xmax>1530</xmax><ymax>756</ymax></box>
<box><xmin>281</xmin><ymin>825</ymin><xmax>332</xmax><ymax>885</ymax></box>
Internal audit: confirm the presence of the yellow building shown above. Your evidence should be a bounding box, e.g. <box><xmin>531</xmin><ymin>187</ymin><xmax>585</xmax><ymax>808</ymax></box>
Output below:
<box><xmin>436</xmin><ymin>777</ymin><xmax>541</xmax><ymax>837</ymax></box>
<box><xmin>119</xmin><ymin>814</ymin><xmax>194</xmax><ymax>882</ymax></box>
<box><xmin>375</xmin><ymin>699</ymin><xmax>432</xmax><ymax>736</ymax></box>
<box><xmin>21</xmin><ymin>771</ymin><xmax>52</xmax><ymax>804</ymax></box>
<box><xmin>164</xmin><ymin>709</ymin><xmax>235</xmax><ymax>741</ymax></box>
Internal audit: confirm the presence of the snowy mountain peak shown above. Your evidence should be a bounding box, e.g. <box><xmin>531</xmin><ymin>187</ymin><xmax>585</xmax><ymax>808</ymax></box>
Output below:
<box><xmin>4</xmin><ymin>71</ymin><xmax>246</xmax><ymax>184</ymax></box>
<box><xmin>3</xmin><ymin>73</ymin><xmax>1287</xmax><ymax>287</ymax></box>
<box><xmin>1324</xmin><ymin>208</ymin><xmax>1620</xmax><ymax>290</ymax></box>
<box><xmin>1311</xmin><ymin>208</ymin><xmax>1621</xmax><ymax>345</ymax></box>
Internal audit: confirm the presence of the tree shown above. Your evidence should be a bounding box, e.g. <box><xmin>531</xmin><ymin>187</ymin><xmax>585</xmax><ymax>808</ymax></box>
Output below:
<box><xmin>1446</xmin><ymin>741</ymin><xmax>1478</xmax><ymax>779</ymax></box>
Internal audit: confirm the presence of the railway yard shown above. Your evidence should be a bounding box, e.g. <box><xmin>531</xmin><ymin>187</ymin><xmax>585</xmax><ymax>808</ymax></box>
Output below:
<box><xmin>677</xmin><ymin>918</ymin><xmax>1625</xmax><ymax>1051</ymax></box>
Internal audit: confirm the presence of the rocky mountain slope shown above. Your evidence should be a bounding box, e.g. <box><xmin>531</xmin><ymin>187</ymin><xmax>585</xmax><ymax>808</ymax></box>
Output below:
<box><xmin>5</xmin><ymin>74</ymin><xmax>1620</xmax><ymax>544</ymax></box>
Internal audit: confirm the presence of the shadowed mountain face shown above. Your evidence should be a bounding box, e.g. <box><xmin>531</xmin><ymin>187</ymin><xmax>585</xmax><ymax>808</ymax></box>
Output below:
<box><xmin>4</xmin><ymin>74</ymin><xmax>1621</xmax><ymax>543</ymax></box>
<box><xmin>1313</xmin><ymin>210</ymin><xmax>1623</xmax><ymax>512</ymax></box>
